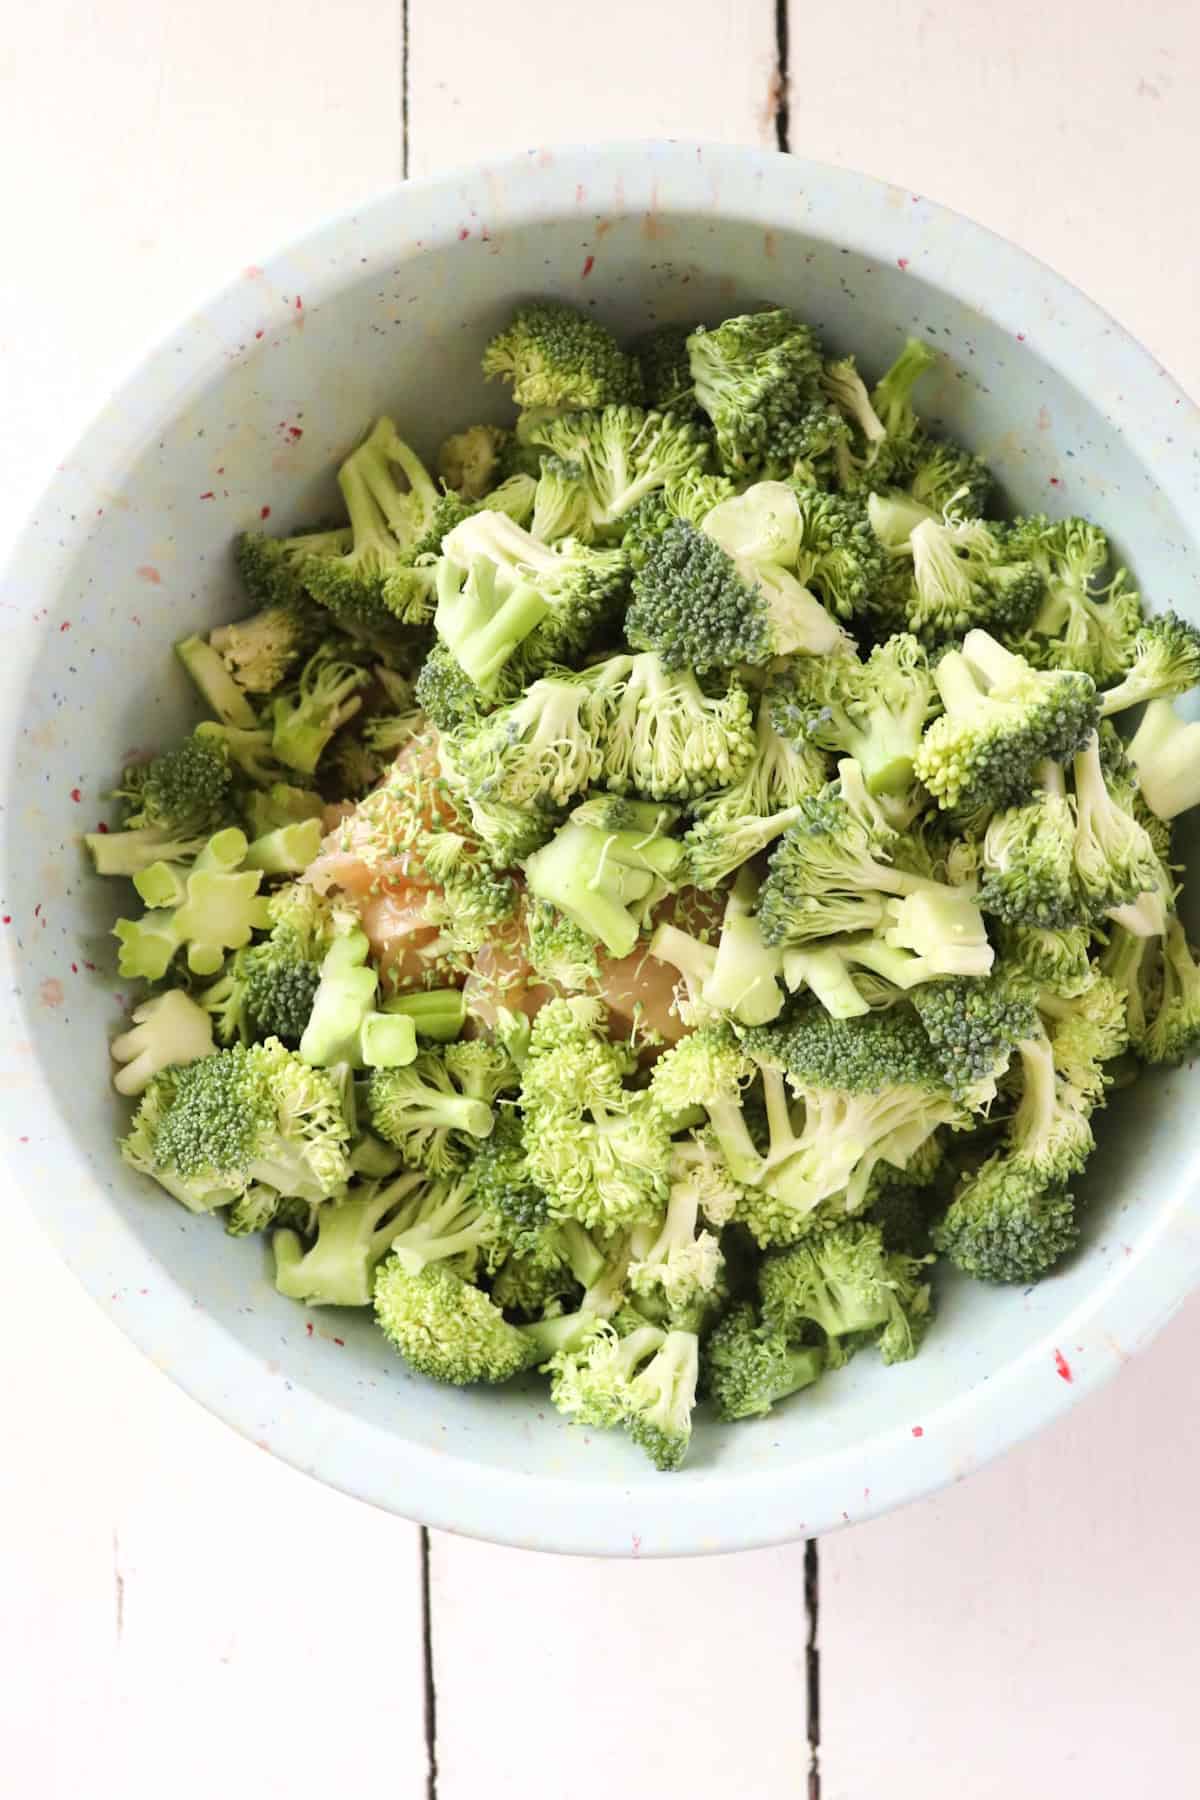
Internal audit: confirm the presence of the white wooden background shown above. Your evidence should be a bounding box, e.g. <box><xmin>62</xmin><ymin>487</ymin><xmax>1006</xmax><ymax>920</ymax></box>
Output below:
<box><xmin>3</xmin><ymin>4</ymin><xmax>1200</xmax><ymax>1795</ymax></box>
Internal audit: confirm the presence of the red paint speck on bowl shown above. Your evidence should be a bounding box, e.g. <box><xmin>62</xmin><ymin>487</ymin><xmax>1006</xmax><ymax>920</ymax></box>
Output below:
<box><xmin>1054</xmin><ymin>1348</ymin><xmax>1073</xmax><ymax>1382</ymax></box>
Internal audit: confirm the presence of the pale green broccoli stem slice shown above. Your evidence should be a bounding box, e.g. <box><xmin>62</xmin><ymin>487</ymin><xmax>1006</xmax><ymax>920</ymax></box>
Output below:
<box><xmin>273</xmin><ymin>1171</ymin><xmax>426</xmax><ymax>1307</ymax></box>
<box><xmin>86</xmin><ymin>824</ymin><xmax>211</xmax><ymax>878</ymax></box>
<box><xmin>1127</xmin><ymin>699</ymin><xmax>1200</xmax><ymax>819</ymax></box>
<box><xmin>109</xmin><ymin>990</ymin><xmax>216</xmax><ymax>1096</ymax></box>
<box><xmin>299</xmin><ymin>930</ymin><xmax>418</xmax><ymax>1069</ymax></box>
<box><xmin>650</xmin><ymin>869</ymin><xmax>784</xmax><ymax>1027</ymax></box>
<box><xmin>881</xmin><ymin>889</ymin><xmax>995</xmax><ymax>977</ymax></box>
<box><xmin>781</xmin><ymin>946</ymin><xmax>872</xmax><ymax>1018</ymax></box>
<box><xmin>115</xmin><ymin>828</ymin><xmax>272</xmax><ymax>980</ymax></box>
<box><xmin>866</xmin><ymin>488</ymin><xmax>936</xmax><ymax>548</ymax></box>
<box><xmin>175</xmin><ymin>634</ymin><xmax>258</xmax><ymax>728</ymax></box>
<box><xmin>522</xmin><ymin>819</ymin><xmax>685</xmax><ymax>959</ymax></box>
<box><xmin>243</xmin><ymin>818</ymin><xmax>324</xmax><ymax>875</ymax></box>
<box><xmin>381</xmin><ymin>988</ymin><xmax>467</xmax><ymax>1042</ymax></box>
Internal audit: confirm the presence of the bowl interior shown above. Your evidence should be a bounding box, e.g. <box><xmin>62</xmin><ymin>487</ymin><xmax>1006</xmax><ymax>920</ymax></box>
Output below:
<box><xmin>6</xmin><ymin>149</ymin><xmax>1200</xmax><ymax>1551</ymax></box>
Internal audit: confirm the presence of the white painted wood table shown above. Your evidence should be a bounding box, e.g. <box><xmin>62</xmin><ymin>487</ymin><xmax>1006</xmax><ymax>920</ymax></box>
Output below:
<box><xmin>3</xmin><ymin>4</ymin><xmax>1199</xmax><ymax>1794</ymax></box>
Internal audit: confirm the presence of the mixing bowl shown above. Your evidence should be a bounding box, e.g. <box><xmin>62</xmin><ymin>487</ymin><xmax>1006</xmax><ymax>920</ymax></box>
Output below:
<box><xmin>3</xmin><ymin>142</ymin><xmax>1199</xmax><ymax>1556</ymax></box>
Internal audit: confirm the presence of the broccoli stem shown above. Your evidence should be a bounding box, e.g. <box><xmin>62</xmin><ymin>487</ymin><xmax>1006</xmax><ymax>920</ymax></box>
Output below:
<box><xmin>382</xmin><ymin>988</ymin><xmax>468</xmax><ymax>1042</ymax></box>
<box><xmin>243</xmin><ymin>819</ymin><xmax>324</xmax><ymax>874</ymax></box>
<box><xmin>175</xmin><ymin>635</ymin><xmax>258</xmax><ymax>729</ymax></box>
<box><xmin>782</xmin><ymin>946</ymin><xmax>871</xmax><ymax>1017</ymax></box>
<box><xmin>86</xmin><ymin>826</ymin><xmax>206</xmax><ymax>878</ymax></box>
<box><xmin>1128</xmin><ymin>699</ymin><xmax>1200</xmax><ymax>820</ymax></box>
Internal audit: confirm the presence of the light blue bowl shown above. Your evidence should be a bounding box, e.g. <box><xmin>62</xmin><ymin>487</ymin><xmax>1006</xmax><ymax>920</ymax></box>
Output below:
<box><xmin>4</xmin><ymin>143</ymin><xmax>1198</xmax><ymax>1555</ymax></box>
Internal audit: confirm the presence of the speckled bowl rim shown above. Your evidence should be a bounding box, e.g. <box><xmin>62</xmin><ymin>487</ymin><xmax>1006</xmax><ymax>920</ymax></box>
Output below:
<box><xmin>3</xmin><ymin>141</ymin><xmax>1199</xmax><ymax>1555</ymax></box>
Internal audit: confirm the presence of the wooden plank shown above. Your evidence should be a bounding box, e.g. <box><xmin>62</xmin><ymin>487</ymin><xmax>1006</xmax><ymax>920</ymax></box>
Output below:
<box><xmin>820</xmin><ymin>1299</ymin><xmax>1200</xmax><ymax>1798</ymax></box>
<box><xmin>0</xmin><ymin>5</ymin><xmax>429</xmax><ymax>1795</ymax></box>
<box><xmin>781</xmin><ymin>0</ymin><xmax>1200</xmax><ymax>399</ymax></box>
<box><xmin>407</xmin><ymin>0</ymin><xmax>779</xmax><ymax>181</ymax></box>
<box><xmin>429</xmin><ymin>1533</ymin><xmax>811</xmax><ymax>1798</ymax></box>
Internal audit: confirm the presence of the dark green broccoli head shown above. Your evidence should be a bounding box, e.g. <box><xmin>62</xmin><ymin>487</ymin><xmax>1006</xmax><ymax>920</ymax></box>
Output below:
<box><xmin>745</xmin><ymin>1000</ymin><xmax>947</xmax><ymax>1094</ymax></box>
<box><xmin>793</xmin><ymin>488</ymin><xmax>890</xmax><ymax>620</ymax></box>
<box><xmin>907</xmin><ymin>439</ymin><xmax>992</xmax><ymax>516</ymax></box>
<box><xmin>687</xmin><ymin>309</ymin><xmax>826</xmax><ymax>475</ymax></box>
<box><xmin>117</xmin><ymin>735</ymin><xmax>234</xmax><ymax>836</ymax></box>
<box><xmin>911</xmin><ymin>974</ymin><xmax>1038</xmax><ymax>1096</ymax></box>
<box><xmin>633</xmin><ymin>323</ymin><xmax>703</xmax><ymax>417</ymax></box>
<box><xmin>932</xmin><ymin>1153</ymin><xmax>1078</xmax><ymax>1283</ymax></box>
<box><xmin>703</xmin><ymin>1301</ymin><xmax>825</xmax><ymax>1421</ymax></box>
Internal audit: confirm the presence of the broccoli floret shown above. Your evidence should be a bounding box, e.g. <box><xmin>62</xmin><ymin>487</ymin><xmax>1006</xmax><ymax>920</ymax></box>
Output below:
<box><xmin>237</xmin><ymin>526</ymin><xmax>351</xmax><ymax>615</ymax></box>
<box><xmin>703</xmin><ymin>1302</ymin><xmax>825</xmax><ymax>1421</ymax></box>
<box><xmin>1127</xmin><ymin>699</ymin><xmax>1200</xmax><ymax>820</ymax></box>
<box><xmin>648</xmin><ymin>867</ymin><xmax>785</xmax><ymax>1028</ymax></box>
<box><xmin>301</xmin><ymin>418</ymin><xmax>467</xmax><ymax>634</ymax></box>
<box><xmin>620</xmin><ymin>469</ymin><xmax>741</xmax><ymax>568</ymax></box>
<box><xmin>769</xmin><ymin>633</ymin><xmax>937</xmax><ymax>797</ymax></box>
<box><xmin>932</xmin><ymin>1027</ymin><xmax>1093</xmax><ymax>1282</ymax></box>
<box><xmin>1071</xmin><ymin>732</ymin><xmax>1166</xmax><ymax>927</ymax></box>
<box><xmin>1005</xmin><ymin>517</ymin><xmax>1142</xmax><ymax>680</ymax></box>
<box><xmin>417</xmin><ymin>830</ymin><xmax>520</xmax><ymax>958</ymax></box>
<box><xmin>649</xmin><ymin>1026</ymin><xmax>766</xmax><ymax>1187</ymax></box>
<box><xmin>633</xmin><ymin>324</ymin><xmax>702</xmax><ymax>416</ymax></box>
<box><xmin>268</xmin><ymin>643</ymin><xmax>371</xmax><ymax>775</ymax></box>
<box><xmin>627</xmin><ymin>1162</ymin><xmax>726</xmax><ymax>1321</ymax></box>
<box><xmin>175</xmin><ymin>634</ymin><xmax>261</xmax><ymax>729</ymax></box>
<box><xmin>547</xmin><ymin>1320</ymin><xmax>669</xmax><ymax>1427</ymax></box>
<box><xmin>113</xmin><ymin>827</ymin><xmax>273</xmax><ymax>980</ymax></box>
<box><xmin>436</xmin><ymin>511</ymin><xmax>627</xmax><ymax>689</ymax></box>
<box><xmin>820</xmin><ymin>338</ymin><xmax>936</xmax><ymax>490</ymax></box>
<box><xmin>209</xmin><ymin>601</ymin><xmax>325</xmax><ymax>697</ymax></box>
<box><xmin>437</xmin><ymin>424</ymin><xmax>508</xmax><ymax>500</ymax></box>
<box><xmin>414</xmin><ymin>640</ymin><xmax>498</xmax><ymax>733</ymax></box>
<box><xmin>443</xmin><ymin>671</ymin><xmax>602</xmax><ymax>812</ymax></box>
<box><xmin>755</xmin><ymin>759</ymin><xmax>974</xmax><ymax>948</ymax></box>
<box><xmin>201</xmin><ymin>927</ymin><xmax>323</xmax><ymax>1049</ymax></box>
<box><xmin>626</xmin><ymin>515</ymin><xmax>847</xmax><ymax>675</ymax></box>
<box><xmin>525</xmin><ymin>405</ymin><xmax>712</xmax><ymax>542</ymax></box>
<box><xmin>911</xmin><ymin>972</ymin><xmax>1038</xmax><ymax>1096</ymax></box>
<box><xmin>1136</xmin><ymin>916</ymin><xmax>1200</xmax><ymax>1065</ymax></box>
<box><xmin>518</xmin><ymin>998</ymin><xmax>672</xmax><ymax>1231</ymax></box>
<box><xmin>686</xmin><ymin>308</ymin><xmax>825</xmax><ymax>476</ymax></box>
<box><xmin>87</xmin><ymin>734</ymin><xmax>236</xmax><ymax>878</ymax></box>
<box><xmin>122</xmin><ymin>1036</ymin><xmax>351</xmax><ymax>1212</ymax></box>
<box><xmin>907</xmin><ymin>439</ymin><xmax>992</xmax><ymax>517</ymax></box>
<box><xmin>780</xmin><ymin>887</ymin><xmax>994</xmax><ymax>1016</ymax></box>
<box><xmin>366</xmin><ymin>1050</ymin><xmax>496</xmax><ymax>1172</ymax></box>
<box><xmin>623</xmin><ymin>1329</ymin><xmax>701</xmax><ymax>1471</ymax></box>
<box><xmin>109</xmin><ymin>989</ymin><xmax>217</xmax><ymax>1096</ymax></box>
<box><xmin>760</xmin><ymin>1220</ymin><xmax>933</xmax><ymax>1364</ymax></box>
<box><xmin>681</xmin><ymin>692</ymin><xmax>829</xmax><ymax>889</ymax></box>
<box><xmin>374</xmin><ymin>1258</ymin><xmax>602</xmax><ymax>1385</ymax></box>
<box><xmin>978</xmin><ymin>761</ymin><xmax>1085</xmax><ymax>928</ymax></box>
<box><xmin>1038</xmin><ymin>976</ymin><xmax>1129</xmax><ymax>1100</ymax></box>
<box><xmin>583</xmin><ymin>651</ymin><xmax>756</xmax><ymax>803</ymax></box>
<box><xmin>521</xmin><ymin>805</ymin><xmax>684</xmax><ymax>959</ymax></box>
<box><xmin>735</xmin><ymin>1005</ymin><xmax>967</xmax><ymax>1245</ymax></box>
<box><xmin>904</xmin><ymin>514</ymin><xmax>1044</xmax><ymax>642</ymax></box>
<box><xmin>1099</xmin><ymin>612</ymin><xmax>1200</xmax><ymax>716</ymax></box>
<box><xmin>525</xmin><ymin>900</ymin><xmax>601</xmax><ymax>992</ymax></box>
<box><xmin>996</xmin><ymin>922</ymin><xmax>1094</xmax><ymax>997</ymax></box>
<box><xmin>482</xmin><ymin>300</ymin><xmax>641</xmax><ymax>412</ymax></box>
<box><xmin>273</xmin><ymin>1171</ymin><xmax>425</xmax><ymax>1305</ymax></box>
<box><xmin>914</xmin><ymin>630</ymin><xmax>1099</xmax><ymax>813</ymax></box>
<box><xmin>791</xmin><ymin>487</ymin><xmax>891</xmax><ymax>621</ymax></box>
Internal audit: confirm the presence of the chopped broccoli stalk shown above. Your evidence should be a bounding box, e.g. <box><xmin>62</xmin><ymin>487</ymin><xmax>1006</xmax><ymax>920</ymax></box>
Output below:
<box><xmin>299</xmin><ymin>930</ymin><xmax>418</xmax><ymax>1070</ymax></box>
<box><xmin>243</xmin><ymin>782</ymin><xmax>325</xmax><ymax>837</ymax></box>
<box><xmin>113</xmin><ymin>828</ymin><xmax>272</xmax><ymax>980</ymax></box>
<box><xmin>704</xmin><ymin>1302</ymin><xmax>825</xmax><ymax>1420</ymax></box>
<box><xmin>648</xmin><ymin>868</ymin><xmax>785</xmax><ymax>1028</ymax></box>
<box><xmin>243</xmin><ymin>818</ymin><xmax>324</xmax><ymax>874</ymax></box>
<box><xmin>914</xmin><ymin>630</ymin><xmax>1099</xmax><ymax>813</ymax></box>
<box><xmin>381</xmin><ymin>987</ymin><xmax>467</xmax><ymax>1042</ymax></box>
<box><xmin>1127</xmin><ymin>699</ymin><xmax>1200</xmax><ymax>819</ymax></box>
<box><xmin>482</xmin><ymin>300</ymin><xmax>642</xmax><ymax>411</ymax></box>
<box><xmin>522</xmin><ymin>812</ymin><xmax>685</xmax><ymax>959</ymax></box>
<box><xmin>760</xmin><ymin>1221</ymin><xmax>933</xmax><ymax>1364</ymax></box>
<box><xmin>769</xmin><ymin>633</ymin><xmax>937</xmax><ymax>796</ymax></box>
<box><xmin>110</xmin><ymin>989</ymin><xmax>216</xmax><ymax>1096</ymax></box>
<box><xmin>121</xmin><ymin>1037</ymin><xmax>351</xmax><ymax>1212</ymax></box>
<box><xmin>175</xmin><ymin>634</ymin><xmax>259</xmax><ymax>728</ymax></box>
<box><xmin>273</xmin><ymin>1171</ymin><xmax>425</xmax><ymax>1306</ymax></box>
<box><xmin>1099</xmin><ymin>612</ymin><xmax>1200</xmax><ymax>715</ymax></box>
